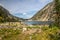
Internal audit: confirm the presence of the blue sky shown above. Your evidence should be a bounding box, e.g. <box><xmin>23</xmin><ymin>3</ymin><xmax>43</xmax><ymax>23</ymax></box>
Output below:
<box><xmin>0</xmin><ymin>0</ymin><xmax>53</xmax><ymax>19</ymax></box>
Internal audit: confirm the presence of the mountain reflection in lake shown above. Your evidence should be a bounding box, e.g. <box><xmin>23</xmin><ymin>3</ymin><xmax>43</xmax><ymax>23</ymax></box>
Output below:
<box><xmin>24</xmin><ymin>21</ymin><xmax>53</xmax><ymax>25</ymax></box>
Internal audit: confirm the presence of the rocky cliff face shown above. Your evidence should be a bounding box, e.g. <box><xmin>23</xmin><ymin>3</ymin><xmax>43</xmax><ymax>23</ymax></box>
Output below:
<box><xmin>31</xmin><ymin>2</ymin><xmax>55</xmax><ymax>21</ymax></box>
<box><xmin>0</xmin><ymin>5</ymin><xmax>23</xmax><ymax>22</ymax></box>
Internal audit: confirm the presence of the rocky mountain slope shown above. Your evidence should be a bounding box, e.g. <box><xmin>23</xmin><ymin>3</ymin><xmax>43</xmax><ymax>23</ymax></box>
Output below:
<box><xmin>0</xmin><ymin>5</ymin><xmax>23</xmax><ymax>22</ymax></box>
<box><xmin>31</xmin><ymin>2</ymin><xmax>55</xmax><ymax>21</ymax></box>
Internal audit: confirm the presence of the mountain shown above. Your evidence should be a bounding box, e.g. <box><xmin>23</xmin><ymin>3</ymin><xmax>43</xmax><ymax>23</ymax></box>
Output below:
<box><xmin>13</xmin><ymin>11</ymin><xmax>37</xmax><ymax>19</ymax></box>
<box><xmin>0</xmin><ymin>5</ymin><xmax>23</xmax><ymax>22</ymax></box>
<box><xmin>31</xmin><ymin>2</ymin><xmax>55</xmax><ymax>21</ymax></box>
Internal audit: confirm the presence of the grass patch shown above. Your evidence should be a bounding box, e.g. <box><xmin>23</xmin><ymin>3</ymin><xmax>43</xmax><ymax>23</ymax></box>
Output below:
<box><xmin>0</xmin><ymin>25</ymin><xmax>60</xmax><ymax>40</ymax></box>
<box><xmin>0</xmin><ymin>28</ymin><xmax>22</xmax><ymax>40</ymax></box>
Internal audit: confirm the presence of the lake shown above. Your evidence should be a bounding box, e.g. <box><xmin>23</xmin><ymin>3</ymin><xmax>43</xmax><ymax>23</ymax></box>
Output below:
<box><xmin>24</xmin><ymin>21</ymin><xmax>53</xmax><ymax>25</ymax></box>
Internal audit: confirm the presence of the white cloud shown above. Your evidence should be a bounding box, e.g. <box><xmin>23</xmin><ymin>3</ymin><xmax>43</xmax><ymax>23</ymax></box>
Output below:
<box><xmin>41</xmin><ymin>0</ymin><xmax>46</xmax><ymax>1</ymax></box>
<box><xmin>0</xmin><ymin>3</ymin><xmax>4</xmax><ymax>7</ymax></box>
<box><xmin>0</xmin><ymin>3</ymin><xmax>2</xmax><ymax>6</ymax></box>
<box><xmin>37</xmin><ymin>0</ymin><xmax>46</xmax><ymax>3</ymax></box>
<box><xmin>23</xmin><ymin>13</ymin><xmax>27</xmax><ymax>15</ymax></box>
<box><xmin>38</xmin><ymin>0</ymin><xmax>52</xmax><ymax>3</ymax></box>
<box><xmin>0</xmin><ymin>0</ymin><xmax>53</xmax><ymax>19</ymax></box>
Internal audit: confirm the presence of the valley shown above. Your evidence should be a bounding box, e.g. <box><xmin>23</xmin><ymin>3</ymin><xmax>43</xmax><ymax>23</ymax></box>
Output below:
<box><xmin>0</xmin><ymin>0</ymin><xmax>60</xmax><ymax>40</ymax></box>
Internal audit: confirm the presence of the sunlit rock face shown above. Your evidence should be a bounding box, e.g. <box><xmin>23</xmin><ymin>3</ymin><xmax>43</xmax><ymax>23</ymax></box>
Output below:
<box><xmin>31</xmin><ymin>2</ymin><xmax>55</xmax><ymax>21</ymax></box>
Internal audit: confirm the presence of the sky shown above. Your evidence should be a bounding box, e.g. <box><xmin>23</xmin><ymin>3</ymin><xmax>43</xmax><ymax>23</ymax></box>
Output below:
<box><xmin>0</xmin><ymin>0</ymin><xmax>53</xmax><ymax>19</ymax></box>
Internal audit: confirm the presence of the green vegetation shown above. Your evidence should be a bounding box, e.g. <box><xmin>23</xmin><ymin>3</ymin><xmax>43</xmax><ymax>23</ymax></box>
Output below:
<box><xmin>0</xmin><ymin>0</ymin><xmax>60</xmax><ymax>40</ymax></box>
<box><xmin>54</xmin><ymin>0</ymin><xmax>60</xmax><ymax>27</ymax></box>
<box><xmin>27</xmin><ymin>26</ymin><xmax>40</xmax><ymax>29</ymax></box>
<box><xmin>0</xmin><ymin>28</ymin><xmax>22</xmax><ymax>40</ymax></box>
<box><xmin>0</xmin><ymin>5</ymin><xmax>24</xmax><ymax>22</ymax></box>
<box><xmin>0</xmin><ymin>26</ymin><xmax>60</xmax><ymax>40</ymax></box>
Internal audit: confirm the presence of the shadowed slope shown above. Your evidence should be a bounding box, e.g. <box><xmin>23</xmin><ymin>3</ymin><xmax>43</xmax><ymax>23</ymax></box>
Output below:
<box><xmin>0</xmin><ymin>5</ymin><xmax>23</xmax><ymax>22</ymax></box>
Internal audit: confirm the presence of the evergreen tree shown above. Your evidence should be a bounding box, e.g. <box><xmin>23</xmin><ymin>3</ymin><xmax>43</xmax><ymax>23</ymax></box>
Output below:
<box><xmin>54</xmin><ymin>0</ymin><xmax>60</xmax><ymax>27</ymax></box>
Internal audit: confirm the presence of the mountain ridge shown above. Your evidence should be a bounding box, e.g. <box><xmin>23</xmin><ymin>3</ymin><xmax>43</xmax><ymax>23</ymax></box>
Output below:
<box><xmin>0</xmin><ymin>5</ymin><xmax>24</xmax><ymax>22</ymax></box>
<box><xmin>31</xmin><ymin>2</ymin><xmax>55</xmax><ymax>21</ymax></box>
